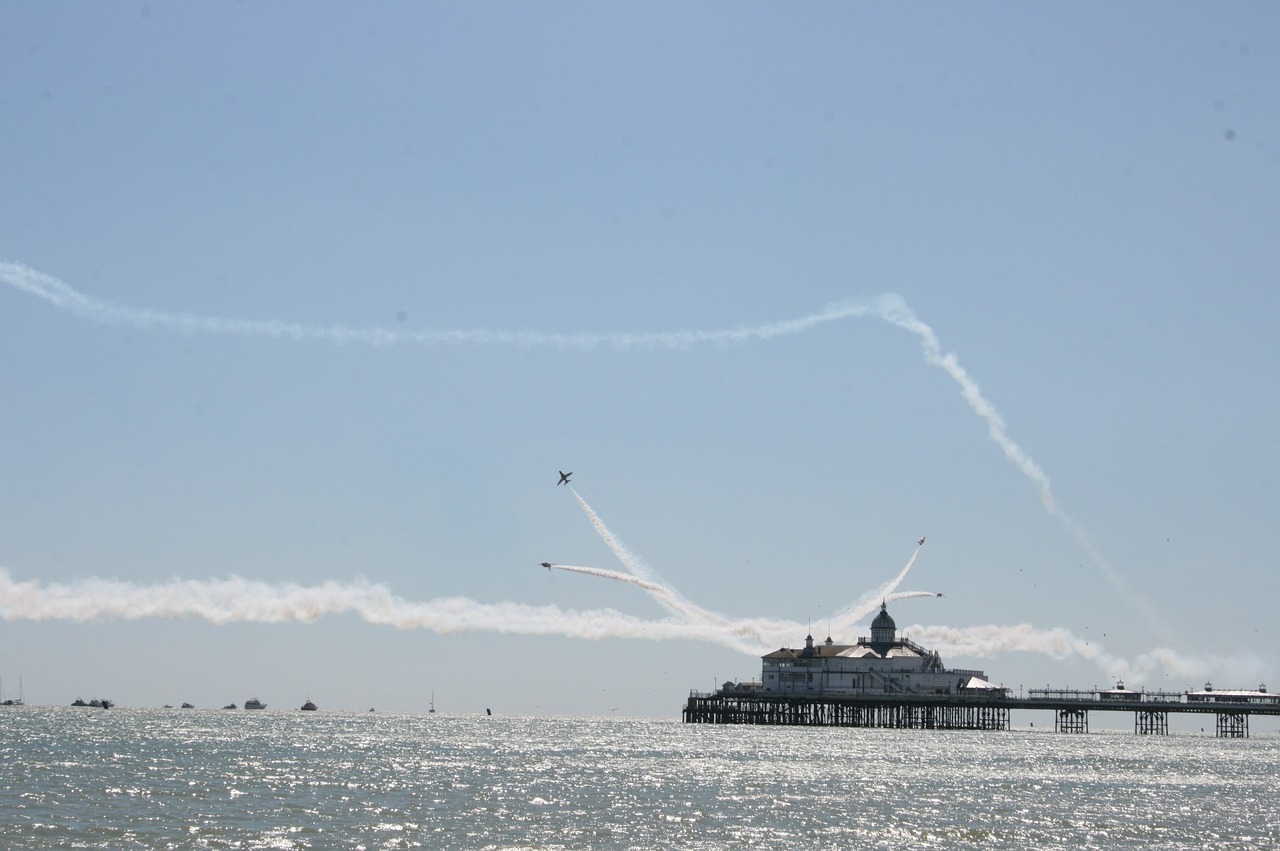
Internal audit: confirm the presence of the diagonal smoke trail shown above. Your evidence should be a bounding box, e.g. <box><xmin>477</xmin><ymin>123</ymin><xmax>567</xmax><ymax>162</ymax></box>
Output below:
<box><xmin>872</xmin><ymin>295</ymin><xmax>1057</xmax><ymax>513</ymax></box>
<box><xmin>874</xmin><ymin>295</ymin><xmax>1166</xmax><ymax>638</ymax></box>
<box><xmin>563</xmin><ymin>492</ymin><xmax>746</xmax><ymax>632</ymax></box>
<box><xmin>548</xmin><ymin>563</ymin><xmax>723</xmax><ymax>623</ymax></box>
<box><xmin>0</xmin><ymin>261</ymin><xmax>1159</xmax><ymax>633</ymax></box>
<box><xmin>546</xmin><ymin>564</ymin><xmax>773</xmax><ymax>654</ymax></box>
<box><xmin>569</xmin><ymin>488</ymin><xmax>662</xmax><ymax>585</ymax></box>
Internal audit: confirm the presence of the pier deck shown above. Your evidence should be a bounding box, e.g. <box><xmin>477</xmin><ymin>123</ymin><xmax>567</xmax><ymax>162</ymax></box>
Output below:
<box><xmin>683</xmin><ymin>691</ymin><xmax>1280</xmax><ymax>737</ymax></box>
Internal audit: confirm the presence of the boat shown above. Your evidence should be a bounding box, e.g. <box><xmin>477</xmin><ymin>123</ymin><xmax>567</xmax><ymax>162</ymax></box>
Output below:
<box><xmin>222</xmin><ymin>703</ymin><xmax>238</xmax><ymax>709</ymax></box>
<box><xmin>244</xmin><ymin>698</ymin><xmax>266</xmax><ymax>710</ymax></box>
<box><xmin>429</xmin><ymin>689</ymin><xmax>435</xmax><ymax>713</ymax></box>
<box><xmin>181</xmin><ymin>702</ymin><xmax>195</xmax><ymax>709</ymax></box>
<box><xmin>300</xmin><ymin>699</ymin><xmax>317</xmax><ymax>711</ymax></box>
<box><xmin>0</xmin><ymin>677</ymin><xmax>23</xmax><ymax>706</ymax></box>
<box><xmin>71</xmin><ymin>698</ymin><xmax>89</xmax><ymax>707</ymax></box>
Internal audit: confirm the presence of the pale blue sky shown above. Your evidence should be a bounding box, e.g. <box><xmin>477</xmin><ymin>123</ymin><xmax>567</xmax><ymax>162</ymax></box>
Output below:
<box><xmin>2</xmin><ymin>2</ymin><xmax>1277</xmax><ymax>716</ymax></box>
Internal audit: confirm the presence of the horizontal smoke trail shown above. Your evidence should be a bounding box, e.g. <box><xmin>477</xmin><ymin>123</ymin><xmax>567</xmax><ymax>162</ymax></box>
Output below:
<box><xmin>0</xmin><ymin>569</ymin><xmax>764</xmax><ymax>652</ymax></box>
<box><xmin>0</xmin><ymin>261</ymin><xmax>879</xmax><ymax>351</ymax></box>
<box><xmin>906</xmin><ymin>622</ymin><xmax>1265</xmax><ymax>688</ymax></box>
<box><xmin>885</xmin><ymin>591</ymin><xmax>942</xmax><ymax>603</ymax></box>
<box><xmin>0</xmin><ymin>567</ymin><xmax>1232</xmax><ymax>688</ymax></box>
<box><xmin>1</xmin><ymin>261</ymin><xmax>1159</xmax><ymax>634</ymax></box>
<box><xmin>546</xmin><ymin>504</ymin><xmax>1230</xmax><ymax>688</ymax></box>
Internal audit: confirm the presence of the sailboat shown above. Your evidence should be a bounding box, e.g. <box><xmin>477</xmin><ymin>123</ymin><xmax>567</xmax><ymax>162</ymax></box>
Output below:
<box><xmin>1</xmin><ymin>677</ymin><xmax>23</xmax><ymax>707</ymax></box>
<box><xmin>429</xmin><ymin>689</ymin><xmax>436</xmax><ymax>714</ymax></box>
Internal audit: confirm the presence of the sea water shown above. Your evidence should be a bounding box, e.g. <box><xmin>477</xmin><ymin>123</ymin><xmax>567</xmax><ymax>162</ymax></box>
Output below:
<box><xmin>1</xmin><ymin>707</ymin><xmax>1277</xmax><ymax>849</ymax></box>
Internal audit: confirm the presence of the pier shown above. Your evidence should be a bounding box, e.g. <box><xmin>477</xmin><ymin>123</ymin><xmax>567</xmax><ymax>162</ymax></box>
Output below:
<box><xmin>682</xmin><ymin>688</ymin><xmax>1280</xmax><ymax>737</ymax></box>
<box><xmin>694</xmin><ymin>604</ymin><xmax>1278</xmax><ymax>736</ymax></box>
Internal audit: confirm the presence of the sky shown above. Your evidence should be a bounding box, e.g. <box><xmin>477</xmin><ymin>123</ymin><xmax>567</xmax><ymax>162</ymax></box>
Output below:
<box><xmin>1</xmin><ymin>2</ymin><xmax>1278</xmax><ymax>717</ymax></box>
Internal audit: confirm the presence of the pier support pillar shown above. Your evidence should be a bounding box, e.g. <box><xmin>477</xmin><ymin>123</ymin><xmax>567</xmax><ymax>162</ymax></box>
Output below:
<box><xmin>1134</xmin><ymin>710</ymin><xmax>1168</xmax><ymax>735</ymax></box>
<box><xmin>1055</xmin><ymin>708</ymin><xmax>1089</xmax><ymax>733</ymax></box>
<box><xmin>1215</xmin><ymin>712</ymin><xmax>1249</xmax><ymax>738</ymax></box>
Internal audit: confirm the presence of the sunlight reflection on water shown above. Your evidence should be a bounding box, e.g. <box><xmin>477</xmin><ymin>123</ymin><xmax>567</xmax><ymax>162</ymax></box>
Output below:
<box><xmin>1</xmin><ymin>708</ymin><xmax>1278</xmax><ymax>849</ymax></box>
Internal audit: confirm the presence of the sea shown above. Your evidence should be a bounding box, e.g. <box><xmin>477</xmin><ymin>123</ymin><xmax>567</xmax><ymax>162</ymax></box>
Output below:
<box><xmin>2</xmin><ymin>707</ymin><xmax>1278</xmax><ymax>850</ymax></box>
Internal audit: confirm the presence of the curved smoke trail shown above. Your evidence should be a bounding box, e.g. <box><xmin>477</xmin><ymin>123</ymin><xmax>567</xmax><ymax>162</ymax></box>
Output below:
<box><xmin>1</xmin><ymin>262</ymin><xmax>1168</xmax><ymax>641</ymax></box>
<box><xmin>828</xmin><ymin>541</ymin><xmax>925</xmax><ymax>635</ymax></box>
<box><xmin>0</xmin><ymin>261</ymin><xmax>1147</xmax><ymax>628</ymax></box>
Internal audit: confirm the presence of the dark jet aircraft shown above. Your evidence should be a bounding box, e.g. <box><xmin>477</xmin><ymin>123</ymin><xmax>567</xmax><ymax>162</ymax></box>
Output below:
<box><xmin>540</xmin><ymin>562</ymin><xmax>553</xmax><ymax>570</ymax></box>
<box><xmin>918</xmin><ymin>537</ymin><xmax>926</xmax><ymax>545</ymax></box>
<box><xmin>557</xmin><ymin>471</ymin><xmax>572</xmax><ymax>485</ymax></box>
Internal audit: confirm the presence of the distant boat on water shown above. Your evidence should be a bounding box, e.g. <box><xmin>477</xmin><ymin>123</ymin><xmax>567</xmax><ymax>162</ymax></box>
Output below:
<box><xmin>300</xmin><ymin>699</ymin><xmax>317</xmax><ymax>711</ymax></box>
<box><xmin>1</xmin><ymin>677</ymin><xmax>23</xmax><ymax>706</ymax></box>
<box><xmin>74</xmin><ymin>698</ymin><xmax>113</xmax><ymax>708</ymax></box>
<box><xmin>222</xmin><ymin>703</ymin><xmax>238</xmax><ymax>709</ymax></box>
<box><xmin>429</xmin><ymin>689</ymin><xmax>436</xmax><ymax>714</ymax></box>
<box><xmin>181</xmin><ymin>703</ymin><xmax>195</xmax><ymax>709</ymax></box>
<box><xmin>244</xmin><ymin>698</ymin><xmax>266</xmax><ymax>710</ymax></box>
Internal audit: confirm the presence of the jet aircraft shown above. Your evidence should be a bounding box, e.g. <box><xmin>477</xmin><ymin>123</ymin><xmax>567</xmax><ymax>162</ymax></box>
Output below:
<box><xmin>918</xmin><ymin>537</ymin><xmax>926</xmax><ymax>545</ymax></box>
<box><xmin>540</xmin><ymin>562</ymin><xmax>553</xmax><ymax>570</ymax></box>
<box><xmin>557</xmin><ymin>471</ymin><xmax>572</xmax><ymax>485</ymax></box>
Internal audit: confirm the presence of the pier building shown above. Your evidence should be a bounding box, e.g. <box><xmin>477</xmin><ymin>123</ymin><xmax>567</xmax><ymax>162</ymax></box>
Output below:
<box><xmin>760</xmin><ymin>603</ymin><xmax>1005</xmax><ymax>698</ymax></box>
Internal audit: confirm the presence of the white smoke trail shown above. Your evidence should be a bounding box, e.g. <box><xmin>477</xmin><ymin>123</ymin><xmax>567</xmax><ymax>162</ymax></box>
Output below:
<box><xmin>549</xmin><ymin>563</ymin><xmax>728</xmax><ymax>624</ymax></box>
<box><xmin>871</xmin><ymin>296</ymin><xmax>1056</xmax><ymax>513</ymax></box>
<box><xmin>558</xmin><ymin>494</ymin><xmax>757</xmax><ymax>639</ymax></box>
<box><xmin>885</xmin><ymin>591</ymin><xmax>942</xmax><ymax>603</ymax></box>
<box><xmin>0</xmin><ymin>261</ymin><xmax>878</xmax><ymax>351</ymax></box>
<box><xmin>0</xmin><ymin>262</ymin><xmax>1159</xmax><ymax>633</ymax></box>
<box><xmin>569</xmin><ymin>489</ymin><xmax>663</xmax><ymax>585</ymax></box>
<box><xmin>906</xmin><ymin>622</ymin><xmax>1266</xmax><ymax>689</ymax></box>
<box><xmin>0</xmin><ymin>569</ymin><xmax>754</xmax><ymax>650</ymax></box>
<box><xmin>0</xmin><ymin>567</ymin><xmax>1251</xmax><ymax>686</ymax></box>
<box><xmin>874</xmin><ymin>295</ymin><xmax>1163</xmax><ymax>634</ymax></box>
<box><xmin>828</xmin><ymin>542</ymin><xmax>924</xmax><ymax>635</ymax></box>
